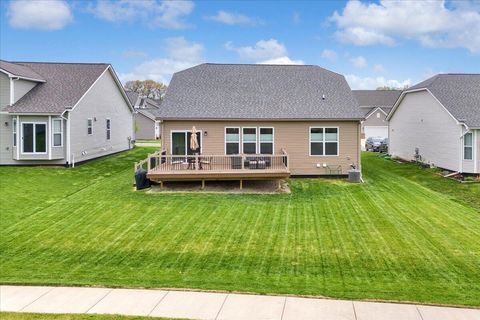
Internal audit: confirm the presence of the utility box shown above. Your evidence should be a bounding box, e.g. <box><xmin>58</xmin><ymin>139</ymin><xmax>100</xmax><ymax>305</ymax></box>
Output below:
<box><xmin>348</xmin><ymin>170</ymin><xmax>362</xmax><ymax>183</ymax></box>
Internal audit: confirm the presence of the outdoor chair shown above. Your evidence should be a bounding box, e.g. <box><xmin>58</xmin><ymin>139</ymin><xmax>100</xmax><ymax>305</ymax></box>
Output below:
<box><xmin>231</xmin><ymin>156</ymin><xmax>242</xmax><ymax>169</ymax></box>
<box><xmin>200</xmin><ymin>156</ymin><xmax>212</xmax><ymax>170</ymax></box>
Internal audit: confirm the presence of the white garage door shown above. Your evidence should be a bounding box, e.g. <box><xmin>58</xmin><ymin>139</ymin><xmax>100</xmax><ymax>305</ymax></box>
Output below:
<box><xmin>364</xmin><ymin>126</ymin><xmax>388</xmax><ymax>140</ymax></box>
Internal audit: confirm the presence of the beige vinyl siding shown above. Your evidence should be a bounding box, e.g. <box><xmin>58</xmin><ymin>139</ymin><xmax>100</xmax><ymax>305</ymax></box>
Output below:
<box><xmin>70</xmin><ymin>69</ymin><xmax>133</xmax><ymax>163</ymax></box>
<box><xmin>0</xmin><ymin>72</ymin><xmax>10</xmax><ymax>107</ymax></box>
<box><xmin>389</xmin><ymin>90</ymin><xmax>462</xmax><ymax>172</ymax></box>
<box><xmin>162</xmin><ymin>120</ymin><xmax>361</xmax><ymax>176</ymax></box>
<box><xmin>13</xmin><ymin>79</ymin><xmax>37</xmax><ymax>104</ymax></box>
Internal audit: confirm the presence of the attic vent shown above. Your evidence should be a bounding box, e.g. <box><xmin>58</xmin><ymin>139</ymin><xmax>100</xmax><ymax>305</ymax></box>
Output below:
<box><xmin>322</xmin><ymin>94</ymin><xmax>326</xmax><ymax>100</ymax></box>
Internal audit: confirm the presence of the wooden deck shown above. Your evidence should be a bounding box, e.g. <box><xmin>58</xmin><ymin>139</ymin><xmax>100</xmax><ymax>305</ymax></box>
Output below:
<box><xmin>147</xmin><ymin>162</ymin><xmax>290</xmax><ymax>181</ymax></box>
<box><xmin>137</xmin><ymin>152</ymin><xmax>290</xmax><ymax>184</ymax></box>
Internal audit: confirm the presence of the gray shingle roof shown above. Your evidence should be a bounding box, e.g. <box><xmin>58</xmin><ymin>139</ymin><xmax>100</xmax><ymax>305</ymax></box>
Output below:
<box><xmin>137</xmin><ymin>108</ymin><xmax>158</xmax><ymax>121</ymax></box>
<box><xmin>126</xmin><ymin>91</ymin><xmax>139</xmax><ymax>106</ymax></box>
<box><xmin>158</xmin><ymin>63</ymin><xmax>362</xmax><ymax>120</ymax></box>
<box><xmin>406</xmin><ymin>74</ymin><xmax>480</xmax><ymax>128</ymax></box>
<box><xmin>3</xmin><ymin>62</ymin><xmax>109</xmax><ymax>114</ymax></box>
<box><xmin>0</xmin><ymin>60</ymin><xmax>45</xmax><ymax>82</ymax></box>
<box><xmin>353</xmin><ymin>90</ymin><xmax>401</xmax><ymax>116</ymax></box>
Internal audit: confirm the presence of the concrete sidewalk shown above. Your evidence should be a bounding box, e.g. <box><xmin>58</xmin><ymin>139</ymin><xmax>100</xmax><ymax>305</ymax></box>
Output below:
<box><xmin>1</xmin><ymin>285</ymin><xmax>478</xmax><ymax>320</ymax></box>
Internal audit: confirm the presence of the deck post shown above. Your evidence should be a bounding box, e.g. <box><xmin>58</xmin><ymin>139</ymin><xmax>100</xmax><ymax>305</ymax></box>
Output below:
<box><xmin>160</xmin><ymin>181</ymin><xmax>164</xmax><ymax>189</ymax></box>
<box><xmin>278</xmin><ymin>179</ymin><xmax>281</xmax><ymax>190</ymax></box>
<box><xmin>201</xmin><ymin>179</ymin><xmax>205</xmax><ymax>190</ymax></box>
<box><xmin>239</xmin><ymin>179</ymin><xmax>243</xmax><ymax>190</ymax></box>
<box><xmin>241</xmin><ymin>155</ymin><xmax>245</xmax><ymax>169</ymax></box>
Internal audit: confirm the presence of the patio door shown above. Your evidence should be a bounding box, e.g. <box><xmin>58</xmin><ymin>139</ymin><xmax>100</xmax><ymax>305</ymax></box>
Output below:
<box><xmin>171</xmin><ymin>131</ymin><xmax>201</xmax><ymax>155</ymax></box>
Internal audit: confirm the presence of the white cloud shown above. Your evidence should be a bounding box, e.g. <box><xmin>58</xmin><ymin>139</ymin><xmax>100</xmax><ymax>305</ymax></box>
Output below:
<box><xmin>350</xmin><ymin>56</ymin><xmax>367</xmax><ymax>68</ymax></box>
<box><xmin>225</xmin><ymin>39</ymin><xmax>287</xmax><ymax>60</ymax></box>
<box><xmin>331</xmin><ymin>0</ymin><xmax>480</xmax><ymax>53</ymax></box>
<box><xmin>346</xmin><ymin>74</ymin><xmax>411</xmax><ymax>90</ymax></box>
<box><xmin>89</xmin><ymin>0</ymin><xmax>194</xmax><ymax>29</ymax></box>
<box><xmin>320</xmin><ymin>49</ymin><xmax>337</xmax><ymax>60</ymax></box>
<box><xmin>206</xmin><ymin>10</ymin><xmax>260</xmax><ymax>25</ymax></box>
<box><xmin>225</xmin><ymin>39</ymin><xmax>303</xmax><ymax>65</ymax></box>
<box><xmin>373</xmin><ymin>64</ymin><xmax>385</xmax><ymax>73</ymax></box>
<box><xmin>119</xmin><ymin>37</ymin><xmax>203</xmax><ymax>84</ymax></box>
<box><xmin>8</xmin><ymin>0</ymin><xmax>73</xmax><ymax>30</ymax></box>
<box><xmin>259</xmin><ymin>56</ymin><xmax>304</xmax><ymax>65</ymax></box>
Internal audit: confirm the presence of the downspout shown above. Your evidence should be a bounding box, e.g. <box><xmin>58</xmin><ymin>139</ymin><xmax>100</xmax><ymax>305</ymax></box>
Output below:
<box><xmin>459</xmin><ymin>122</ymin><xmax>470</xmax><ymax>173</ymax></box>
<box><xmin>61</xmin><ymin>107</ymin><xmax>72</xmax><ymax>167</ymax></box>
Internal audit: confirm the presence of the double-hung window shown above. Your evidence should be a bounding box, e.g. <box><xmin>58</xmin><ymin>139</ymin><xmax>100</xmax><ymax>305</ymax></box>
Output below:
<box><xmin>12</xmin><ymin>118</ymin><xmax>17</xmax><ymax>147</ymax></box>
<box><xmin>242</xmin><ymin>127</ymin><xmax>257</xmax><ymax>154</ymax></box>
<box><xmin>225</xmin><ymin>127</ymin><xmax>240</xmax><ymax>154</ymax></box>
<box><xmin>310</xmin><ymin>127</ymin><xmax>339</xmax><ymax>156</ymax></box>
<box><xmin>52</xmin><ymin>119</ymin><xmax>63</xmax><ymax>147</ymax></box>
<box><xmin>464</xmin><ymin>132</ymin><xmax>473</xmax><ymax>160</ymax></box>
<box><xmin>87</xmin><ymin>118</ymin><xmax>93</xmax><ymax>135</ymax></box>
<box><xmin>259</xmin><ymin>128</ymin><xmax>274</xmax><ymax>154</ymax></box>
<box><xmin>22</xmin><ymin>123</ymin><xmax>46</xmax><ymax>153</ymax></box>
<box><xmin>106</xmin><ymin>119</ymin><xmax>111</xmax><ymax>140</ymax></box>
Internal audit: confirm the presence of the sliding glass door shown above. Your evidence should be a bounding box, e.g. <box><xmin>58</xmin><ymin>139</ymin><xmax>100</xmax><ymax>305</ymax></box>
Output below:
<box><xmin>171</xmin><ymin>131</ymin><xmax>201</xmax><ymax>155</ymax></box>
<box><xmin>22</xmin><ymin>123</ymin><xmax>46</xmax><ymax>154</ymax></box>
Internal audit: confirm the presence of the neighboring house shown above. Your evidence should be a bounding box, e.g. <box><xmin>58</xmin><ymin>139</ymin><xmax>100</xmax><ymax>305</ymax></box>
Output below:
<box><xmin>353</xmin><ymin>90</ymin><xmax>402</xmax><ymax>149</ymax></box>
<box><xmin>126</xmin><ymin>91</ymin><xmax>161</xmax><ymax>140</ymax></box>
<box><xmin>147</xmin><ymin>63</ymin><xmax>363</xmax><ymax>183</ymax></box>
<box><xmin>387</xmin><ymin>74</ymin><xmax>480</xmax><ymax>174</ymax></box>
<box><xmin>0</xmin><ymin>60</ymin><xmax>134</xmax><ymax>166</ymax></box>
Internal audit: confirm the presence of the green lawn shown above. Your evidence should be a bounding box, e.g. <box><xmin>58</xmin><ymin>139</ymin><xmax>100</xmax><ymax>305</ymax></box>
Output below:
<box><xmin>0</xmin><ymin>149</ymin><xmax>479</xmax><ymax>307</ymax></box>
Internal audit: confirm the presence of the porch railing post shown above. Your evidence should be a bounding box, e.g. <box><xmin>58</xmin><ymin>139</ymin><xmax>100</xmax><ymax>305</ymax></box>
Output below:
<box><xmin>147</xmin><ymin>153</ymin><xmax>151</xmax><ymax>171</ymax></box>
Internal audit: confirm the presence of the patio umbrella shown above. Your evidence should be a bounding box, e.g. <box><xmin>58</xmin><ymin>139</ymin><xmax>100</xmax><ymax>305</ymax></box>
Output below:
<box><xmin>190</xmin><ymin>126</ymin><xmax>199</xmax><ymax>152</ymax></box>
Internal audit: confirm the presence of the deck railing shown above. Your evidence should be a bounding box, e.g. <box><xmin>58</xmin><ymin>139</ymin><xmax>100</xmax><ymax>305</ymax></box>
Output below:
<box><xmin>135</xmin><ymin>149</ymin><xmax>289</xmax><ymax>174</ymax></box>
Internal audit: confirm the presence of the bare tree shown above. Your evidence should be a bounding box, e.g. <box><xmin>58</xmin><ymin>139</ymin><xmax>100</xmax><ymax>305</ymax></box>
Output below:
<box><xmin>124</xmin><ymin>80</ymin><xmax>167</xmax><ymax>100</ymax></box>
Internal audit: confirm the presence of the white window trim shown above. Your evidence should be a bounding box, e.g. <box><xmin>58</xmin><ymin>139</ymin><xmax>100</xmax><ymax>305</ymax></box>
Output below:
<box><xmin>87</xmin><ymin>118</ymin><xmax>93</xmax><ymax>135</ymax></box>
<box><xmin>224</xmin><ymin>127</ymin><xmax>240</xmax><ymax>155</ymax></box>
<box><xmin>259</xmin><ymin>127</ymin><xmax>274</xmax><ymax>155</ymax></box>
<box><xmin>241</xmin><ymin>127</ymin><xmax>258</xmax><ymax>154</ymax></box>
<box><xmin>170</xmin><ymin>129</ymin><xmax>203</xmax><ymax>155</ymax></box>
<box><xmin>21</xmin><ymin>122</ymin><xmax>48</xmax><ymax>154</ymax></box>
<box><xmin>309</xmin><ymin>126</ymin><xmax>340</xmax><ymax>157</ymax></box>
<box><xmin>52</xmin><ymin>118</ymin><xmax>63</xmax><ymax>147</ymax></box>
<box><xmin>463</xmin><ymin>132</ymin><xmax>473</xmax><ymax>161</ymax></box>
<box><xmin>106</xmin><ymin>118</ymin><xmax>111</xmax><ymax>141</ymax></box>
<box><xmin>12</xmin><ymin>118</ymin><xmax>17</xmax><ymax>147</ymax></box>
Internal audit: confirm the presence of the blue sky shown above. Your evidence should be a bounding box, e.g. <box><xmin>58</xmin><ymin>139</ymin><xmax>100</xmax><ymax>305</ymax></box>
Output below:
<box><xmin>1</xmin><ymin>0</ymin><xmax>479</xmax><ymax>89</ymax></box>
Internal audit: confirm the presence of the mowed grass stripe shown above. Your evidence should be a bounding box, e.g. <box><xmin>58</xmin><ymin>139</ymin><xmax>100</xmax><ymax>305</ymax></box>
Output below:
<box><xmin>0</xmin><ymin>149</ymin><xmax>479</xmax><ymax>306</ymax></box>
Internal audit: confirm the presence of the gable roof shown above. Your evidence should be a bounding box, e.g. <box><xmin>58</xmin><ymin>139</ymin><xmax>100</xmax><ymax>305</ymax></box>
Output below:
<box><xmin>2</xmin><ymin>61</ymin><xmax>132</xmax><ymax>114</ymax></box>
<box><xmin>388</xmin><ymin>74</ymin><xmax>480</xmax><ymax>128</ymax></box>
<box><xmin>353</xmin><ymin>90</ymin><xmax>402</xmax><ymax>116</ymax></box>
<box><xmin>126</xmin><ymin>91</ymin><xmax>140</xmax><ymax>106</ymax></box>
<box><xmin>126</xmin><ymin>90</ymin><xmax>160</xmax><ymax>109</ymax></box>
<box><xmin>0</xmin><ymin>60</ymin><xmax>46</xmax><ymax>82</ymax></box>
<box><xmin>158</xmin><ymin>63</ymin><xmax>362</xmax><ymax>120</ymax></box>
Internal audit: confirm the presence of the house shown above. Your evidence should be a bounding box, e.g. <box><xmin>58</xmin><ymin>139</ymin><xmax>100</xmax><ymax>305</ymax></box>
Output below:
<box><xmin>143</xmin><ymin>63</ymin><xmax>363</xmax><ymax>184</ymax></box>
<box><xmin>387</xmin><ymin>74</ymin><xmax>480</xmax><ymax>174</ymax></box>
<box><xmin>126</xmin><ymin>91</ymin><xmax>161</xmax><ymax>140</ymax></box>
<box><xmin>0</xmin><ymin>60</ymin><xmax>134</xmax><ymax>166</ymax></box>
<box><xmin>353</xmin><ymin>90</ymin><xmax>402</xmax><ymax>149</ymax></box>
